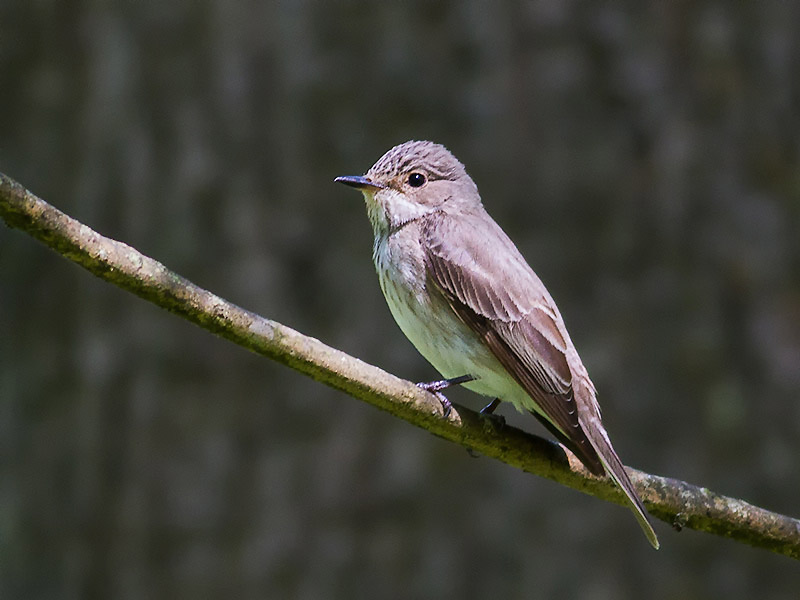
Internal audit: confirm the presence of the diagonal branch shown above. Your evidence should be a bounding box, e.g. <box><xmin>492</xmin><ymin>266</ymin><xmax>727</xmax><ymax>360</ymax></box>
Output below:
<box><xmin>2</xmin><ymin>172</ymin><xmax>798</xmax><ymax>559</ymax></box>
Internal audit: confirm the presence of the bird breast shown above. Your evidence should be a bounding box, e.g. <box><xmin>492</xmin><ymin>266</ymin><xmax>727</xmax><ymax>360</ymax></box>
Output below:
<box><xmin>372</xmin><ymin>225</ymin><xmax>530</xmax><ymax>408</ymax></box>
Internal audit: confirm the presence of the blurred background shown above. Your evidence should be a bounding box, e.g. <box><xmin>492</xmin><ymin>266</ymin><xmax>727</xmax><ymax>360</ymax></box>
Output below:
<box><xmin>1</xmin><ymin>2</ymin><xmax>799</xmax><ymax>598</ymax></box>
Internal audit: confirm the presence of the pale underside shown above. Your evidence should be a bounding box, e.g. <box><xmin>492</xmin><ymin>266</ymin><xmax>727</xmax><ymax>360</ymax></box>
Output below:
<box><xmin>359</xmin><ymin>158</ymin><xmax>659</xmax><ymax>548</ymax></box>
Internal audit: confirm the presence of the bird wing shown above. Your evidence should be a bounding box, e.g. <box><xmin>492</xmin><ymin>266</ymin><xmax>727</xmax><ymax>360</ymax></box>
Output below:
<box><xmin>422</xmin><ymin>210</ymin><xmax>603</xmax><ymax>474</ymax></box>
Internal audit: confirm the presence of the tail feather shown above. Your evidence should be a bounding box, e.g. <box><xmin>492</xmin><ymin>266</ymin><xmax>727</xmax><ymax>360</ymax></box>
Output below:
<box><xmin>588</xmin><ymin>429</ymin><xmax>660</xmax><ymax>550</ymax></box>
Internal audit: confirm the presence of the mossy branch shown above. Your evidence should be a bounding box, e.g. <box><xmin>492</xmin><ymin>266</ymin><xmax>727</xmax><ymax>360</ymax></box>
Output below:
<box><xmin>2</xmin><ymin>172</ymin><xmax>798</xmax><ymax>559</ymax></box>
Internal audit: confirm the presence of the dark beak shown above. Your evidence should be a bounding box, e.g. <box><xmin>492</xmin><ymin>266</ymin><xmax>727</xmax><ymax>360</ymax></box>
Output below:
<box><xmin>334</xmin><ymin>175</ymin><xmax>386</xmax><ymax>190</ymax></box>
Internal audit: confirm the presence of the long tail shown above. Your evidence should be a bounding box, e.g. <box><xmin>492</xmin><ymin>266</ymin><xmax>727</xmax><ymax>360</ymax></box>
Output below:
<box><xmin>587</xmin><ymin>428</ymin><xmax>660</xmax><ymax>549</ymax></box>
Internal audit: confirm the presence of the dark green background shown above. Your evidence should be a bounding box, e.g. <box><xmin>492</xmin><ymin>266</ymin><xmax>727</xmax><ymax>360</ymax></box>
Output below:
<box><xmin>2</xmin><ymin>2</ymin><xmax>798</xmax><ymax>598</ymax></box>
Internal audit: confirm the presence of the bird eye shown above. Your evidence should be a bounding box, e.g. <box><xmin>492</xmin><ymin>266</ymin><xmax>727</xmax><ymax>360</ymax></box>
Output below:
<box><xmin>407</xmin><ymin>172</ymin><xmax>426</xmax><ymax>187</ymax></box>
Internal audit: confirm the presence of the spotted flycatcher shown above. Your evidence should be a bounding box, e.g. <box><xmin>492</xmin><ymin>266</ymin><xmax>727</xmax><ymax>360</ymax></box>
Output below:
<box><xmin>335</xmin><ymin>140</ymin><xmax>659</xmax><ymax>549</ymax></box>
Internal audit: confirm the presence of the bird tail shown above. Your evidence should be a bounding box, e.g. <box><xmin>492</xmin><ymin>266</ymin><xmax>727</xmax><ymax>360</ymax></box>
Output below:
<box><xmin>588</xmin><ymin>428</ymin><xmax>660</xmax><ymax>549</ymax></box>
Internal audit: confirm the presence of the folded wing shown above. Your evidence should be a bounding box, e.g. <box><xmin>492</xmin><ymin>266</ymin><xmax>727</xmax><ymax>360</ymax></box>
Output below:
<box><xmin>422</xmin><ymin>211</ymin><xmax>604</xmax><ymax>474</ymax></box>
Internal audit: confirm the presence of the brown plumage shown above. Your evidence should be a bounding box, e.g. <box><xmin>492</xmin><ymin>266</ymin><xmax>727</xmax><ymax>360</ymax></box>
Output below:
<box><xmin>336</xmin><ymin>140</ymin><xmax>659</xmax><ymax>549</ymax></box>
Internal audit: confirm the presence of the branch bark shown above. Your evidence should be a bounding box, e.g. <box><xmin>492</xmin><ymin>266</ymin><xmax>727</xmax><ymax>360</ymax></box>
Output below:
<box><xmin>2</xmin><ymin>172</ymin><xmax>798</xmax><ymax>559</ymax></box>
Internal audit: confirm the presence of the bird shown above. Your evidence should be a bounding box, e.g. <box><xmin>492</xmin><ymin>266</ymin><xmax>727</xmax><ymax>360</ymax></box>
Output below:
<box><xmin>335</xmin><ymin>140</ymin><xmax>659</xmax><ymax>549</ymax></box>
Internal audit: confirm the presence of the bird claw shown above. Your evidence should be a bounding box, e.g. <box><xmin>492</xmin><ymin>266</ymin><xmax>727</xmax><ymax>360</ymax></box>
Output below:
<box><xmin>416</xmin><ymin>374</ymin><xmax>474</xmax><ymax>418</ymax></box>
<box><xmin>416</xmin><ymin>383</ymin><xmax>453</xmax><ymax>418</ymax></box>
<box><xmin>480</xmin><ymin>412</ymin><xmax>506</xmax><ymax>433</ymax></box>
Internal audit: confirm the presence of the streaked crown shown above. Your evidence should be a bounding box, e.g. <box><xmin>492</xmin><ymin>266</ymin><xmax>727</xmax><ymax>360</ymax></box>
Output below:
<box><xmin>366</xmin><ymin>141</ymin><xmax>469</xmax><ymax>184</ymax></box>
<box><xmin>337</xmin><ymin>140</ymin><xmax>482</xmax><ymax>237</ymax></box>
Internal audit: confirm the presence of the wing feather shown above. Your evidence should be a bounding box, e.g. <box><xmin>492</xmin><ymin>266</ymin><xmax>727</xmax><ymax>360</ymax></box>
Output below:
<box><xmin>422</xmin><ymin>211</ymin><xmax>603</xmax><ymax>474</ymax></box>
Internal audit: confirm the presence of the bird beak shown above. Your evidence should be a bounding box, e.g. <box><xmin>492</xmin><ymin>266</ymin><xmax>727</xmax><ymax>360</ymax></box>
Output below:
<box><xmin>334</xmin><ymin>175</ymin><xmax>387</xmax><ymax>190</ymax></box>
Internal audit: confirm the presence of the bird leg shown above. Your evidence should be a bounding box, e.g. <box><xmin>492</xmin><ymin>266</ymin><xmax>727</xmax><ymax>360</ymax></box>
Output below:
<box><xmin>416</xmin><ymin>374</ymin><xmax>475</xmax><ymax>418</ymax></box>
<box><xmin>480</xmin><ymin>398</ymin><xmax>501</xmax><ymax>415</ymax></box>
<box><xmin>478</xmin><ymin>397</ymin><xmax>506</xmax><ymax>433</ymax></box>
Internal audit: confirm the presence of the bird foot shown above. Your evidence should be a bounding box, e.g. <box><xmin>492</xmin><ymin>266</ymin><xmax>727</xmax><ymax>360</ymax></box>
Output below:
<box><xmin>416</xmin><ymin>374</ymin><xmax>475</xmax><ymax>418</ymax></box>
<box><xmin>479</xmin><ymin>398</ymin><xmax>506</xmax><ymax>432</ymax></box>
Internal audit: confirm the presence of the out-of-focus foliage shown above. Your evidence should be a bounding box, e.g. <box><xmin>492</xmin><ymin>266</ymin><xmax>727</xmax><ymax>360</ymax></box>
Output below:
<box><xmin>1</xmin><ymin>2</ymin><xmax>798</xmax><ymax>598</ymax></box>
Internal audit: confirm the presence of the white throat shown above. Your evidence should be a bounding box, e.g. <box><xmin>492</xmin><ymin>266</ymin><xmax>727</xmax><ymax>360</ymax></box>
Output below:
<box><xmin>363</xmin><ymin>188</ymin><xmax>436</xmax><ymax>240</ymax></box>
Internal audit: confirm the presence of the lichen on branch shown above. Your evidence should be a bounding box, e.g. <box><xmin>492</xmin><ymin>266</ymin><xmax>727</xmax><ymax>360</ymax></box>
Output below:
<box><xmin>2</xmin><ymin>172</ymin><xmax>798</xmax><ymax>559</ymax></box>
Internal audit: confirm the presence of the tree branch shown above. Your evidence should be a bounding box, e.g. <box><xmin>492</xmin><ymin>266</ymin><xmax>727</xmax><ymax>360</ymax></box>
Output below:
<box><xmin>2</xmin><ymin>172</ymin><xmax>798</xmax><ymax>559</ymax></box>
